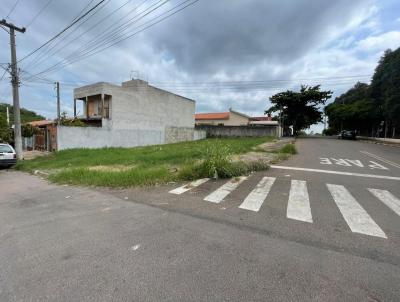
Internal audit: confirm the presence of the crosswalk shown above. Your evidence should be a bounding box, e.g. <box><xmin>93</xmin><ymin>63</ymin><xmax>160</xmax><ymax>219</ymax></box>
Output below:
<box><xmin>169</xmin><ymin>177</ymin><xmax>400</xmax><ymax>239</ymax></box>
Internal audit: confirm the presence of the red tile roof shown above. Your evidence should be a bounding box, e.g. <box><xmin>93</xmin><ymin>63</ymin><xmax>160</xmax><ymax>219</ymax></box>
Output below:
<box><xmin>28</xmin><ymin>120</ymin><xmax>55</xmax><ymax>127</ymax></box>
<box><xmin>195</xmin><ymin>112</ymin><xmax>230</xmax><ymax>120</ymax></box>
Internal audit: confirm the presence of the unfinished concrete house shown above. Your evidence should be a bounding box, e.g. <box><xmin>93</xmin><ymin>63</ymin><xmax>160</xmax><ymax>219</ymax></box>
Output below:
<box><xmin>57</xmin><ymin>79</ymin><xmax>205</xmax><ymax>150</ymax></box>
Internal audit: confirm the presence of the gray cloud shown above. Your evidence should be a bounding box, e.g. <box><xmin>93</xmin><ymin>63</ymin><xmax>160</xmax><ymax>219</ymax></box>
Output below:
<box><xmin>0</xmin><ymin>0</ymin><xmax>395</xmax><ymax>123</ymax></box>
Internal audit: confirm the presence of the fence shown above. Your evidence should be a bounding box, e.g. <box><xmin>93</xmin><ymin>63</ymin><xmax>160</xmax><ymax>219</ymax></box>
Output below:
<box><xmin>196</xmin><ymin>125</ymin><xmax>280</xmax><ymax>138</ymax></box>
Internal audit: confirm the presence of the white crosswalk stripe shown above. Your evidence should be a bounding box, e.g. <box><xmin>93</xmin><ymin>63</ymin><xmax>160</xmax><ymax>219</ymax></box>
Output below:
<box><xmin>168</xmin><ymin>176</ymin><xmax>398</xmax><ymax>239</ymax></box>
<box><xmin>169</xmin><ymin>178</ymin><xmax>210</xmax><ymax>195</ymax></box>
<box><xmin>204</xmin><ymin>176</ymin><xmax>248</xmax><ymax>203</ymax></box>
<box><xmin>239</xmin><ymin>177</ymin><xmax>276</xmax><ymax>212</ymax></box>
<box><xmin>327</xmin><ymin>184</ymin><xmax>387</xmax><ymax>238</ymax></box>
<box><xmin>368</xmin><ymin>188</ymin><xmax>400</xmax><ymax>217</ymax></box>
<box><xmin>287</xmin><ymin>180</ymin><xmax>313</xmax><ymax>223</ymax></box>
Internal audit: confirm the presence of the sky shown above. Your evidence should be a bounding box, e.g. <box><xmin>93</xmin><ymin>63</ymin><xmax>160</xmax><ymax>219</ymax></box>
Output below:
<box><xmin>1</xmin><ymin>0</ymin><xmax>399</xmax><ymax>133</ymax></box>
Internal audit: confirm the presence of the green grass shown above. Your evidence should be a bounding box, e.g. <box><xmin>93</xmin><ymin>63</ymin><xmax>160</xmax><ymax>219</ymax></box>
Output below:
<box><xmin>17</xmin><ymin>137</ymin><xmax>275</xmax><ymax>187</ymax></box>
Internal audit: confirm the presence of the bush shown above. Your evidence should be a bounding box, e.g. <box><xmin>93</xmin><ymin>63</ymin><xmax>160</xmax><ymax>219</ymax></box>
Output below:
<box><xmin>21</xmin><ymin>124</ymin><xmax>39</xmax><ymax>137</ymax></box>
<box><xmin>202</xmin><ymin>141</ymin><xmax>232</xmax><ymax>178</ymax></box>
<box><xmin>279</xmin><ymin>143</ymin><xmax>297</xmax><ymax>154</ymax></box>
<box><xmin>59</xmin><ymin>111</ymin><xmax>86</xmax><ymax>127</ymax></box>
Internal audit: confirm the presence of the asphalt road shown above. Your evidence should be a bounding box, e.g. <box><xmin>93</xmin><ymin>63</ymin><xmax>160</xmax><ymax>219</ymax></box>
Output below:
<box><xmin>1</xmin><ymin>138</ymin><xmax>400</xmax><ymax>301</ymax></box>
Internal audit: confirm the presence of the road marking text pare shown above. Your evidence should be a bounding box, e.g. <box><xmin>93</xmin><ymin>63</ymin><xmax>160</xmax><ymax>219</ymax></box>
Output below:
<box><xmin>319</xmin><ymin>158</ymin><xmax>388</xmax><ymax>170</ymax></box>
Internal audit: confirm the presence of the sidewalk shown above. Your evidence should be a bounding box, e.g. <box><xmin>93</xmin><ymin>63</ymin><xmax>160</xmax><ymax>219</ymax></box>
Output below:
<box><xmin>357</xmin><ymin>136</ymin><xmax>400</xmax><ymax>147</ymax></box>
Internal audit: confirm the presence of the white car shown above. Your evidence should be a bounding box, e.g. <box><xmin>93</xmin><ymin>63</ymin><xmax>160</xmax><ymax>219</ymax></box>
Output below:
<box><xmin>0</xmin><ymin>143</ymin><xmax>17</xmax><ymax>168</ymax></box>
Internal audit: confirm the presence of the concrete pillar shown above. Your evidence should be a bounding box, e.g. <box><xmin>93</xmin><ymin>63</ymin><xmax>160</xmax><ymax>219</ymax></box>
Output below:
<box><xmin>73</xmin><ymin>98</ymin><xmax>76</xmax><ymax>118</ymax></box>
<box><xmin>85</xmin><ymin>96</ymin><xmax>89</xmax><ymax>119</ymax></box>
<box><xmin>101</xmin><ymin>94</ymin><xmax>105</xmax><ymax>118</ymax></box>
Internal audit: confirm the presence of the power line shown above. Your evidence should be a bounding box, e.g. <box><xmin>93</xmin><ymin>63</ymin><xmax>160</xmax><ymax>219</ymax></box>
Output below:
<box><xmin>150</xmin><ymin>75</ymin><xmax>372</xmax><ymax>86</ymax></box>
<box><xmin>30</xmin><ymin>0</ymin><xmax>200</xmax><ymax>77</ymax></box>
<box><xmin>0</xmin><ymin>68</ymin><xmax>9</xmax><ymax>81</ymax></box>
<box><xmin>18</xmin><ymin>0</ymin><xmax>107</xmax><ymax>63</ymax></box>
<box><xmin>5</xmin><ymin>0</ymin><xmax>20</xmax><ymax>19</ymax></box>
<box><xmin>25</xmin><ymin>0</ymin><xmax>54</xmax><ymax>27</ymax></box>
<box><xmin>20</xmin><ymin>0</ymin><xmax>103</xmax><ymax>69</ymax></box>
<box><xmin>27</xmin><ymin>0</ymin><xmax>166</xmax><ymax>75</ymax></box>
<box><xmin>24</xmin><ymin>0</ymin><xmax>126</xmax><ymax>71</ymax></box>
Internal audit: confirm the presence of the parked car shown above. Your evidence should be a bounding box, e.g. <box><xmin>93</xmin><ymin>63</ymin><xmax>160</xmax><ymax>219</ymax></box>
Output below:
<box><xmin>337</xmin><ymin>130</ymin><xmax>356</xmax><ymax>140</ymax></box>
<box><xmin>0</xmin><ymin>143</ymin><xmax>17</xmax><ymax>168</ymax></box>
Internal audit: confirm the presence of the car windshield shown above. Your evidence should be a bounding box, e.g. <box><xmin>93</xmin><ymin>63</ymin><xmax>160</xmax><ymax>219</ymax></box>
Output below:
<box><xmin>0</xmin><ymin>145</ymin><xmax>13</xmax><ymax>153</ymax></box>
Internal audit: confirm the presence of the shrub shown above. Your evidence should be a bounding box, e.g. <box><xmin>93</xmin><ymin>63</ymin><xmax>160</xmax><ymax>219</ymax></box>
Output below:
<box><xmin>21</xmin><ymin>124</ymin><xmax>39</xmax><ymax>137</ymax></box>
<box><xmin>279</xmin><ymin>143</ymin><xmax>297</xmax><ymax>154</ymax></box>
<box><xmin>202</xmin><ymin>141</ymin><xmax>232</xmax><ymax>178</ymax></box>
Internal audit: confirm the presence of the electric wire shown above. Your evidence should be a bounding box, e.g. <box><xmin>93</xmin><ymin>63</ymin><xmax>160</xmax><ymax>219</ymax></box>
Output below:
<box><xmin>25</xmin><ymin>0</ymin><xmax>54</xmax><ymax>27</ymax></box>
<box><xmin>27</xmin><ymin>0</ymin><xmax>168</xmax><ymax>76</ymax></box>
<box><xmin>18</xmin><ymin>0</ymin><xmax>107</xmax><ymax>63</ymax></box>
<box><xmin>25</xmin><ymin>0</ymin><xmax>142</xmax><ymax>71</ymax></box>
<box><xmin>23</xmin><ymin>0</ymin><xmax>113</xmax><ymax>70</ymax></box>
<box><xmin>5</xmin><ymin>0</ymin><xmax>20</xmax><ymax>19</ymax></box>
<box><xmin>29</xmin><ymin>0</ymin><xmax>199</xmax><ymax>78</ymax></box>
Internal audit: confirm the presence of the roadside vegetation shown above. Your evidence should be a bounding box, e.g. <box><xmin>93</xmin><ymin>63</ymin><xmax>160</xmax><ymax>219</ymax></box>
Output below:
<box><xmin>16</xmin><ymin>137</ymin><xmax>296</xmax><ymax>187</ymax></box>
<box><xmin>324</xmin><ymin>47</ymin><xmax>400</xmax><ymax>138</ymax></box>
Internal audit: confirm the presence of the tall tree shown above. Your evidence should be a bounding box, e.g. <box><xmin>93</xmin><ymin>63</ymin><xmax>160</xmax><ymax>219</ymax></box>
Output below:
<box><xmin>370</xmin><ymin>48</ymin><xmax>400</xmax><ymax>135</ymax></box>
<box><xmin>266</xmin><ymin>85</ymin><xmax>332</xmax><ymax>136</ymax></box>
<box><xmin>324</xmin><ymin>82</ymin><xmax>378</xmax><ymax>135</ymax></box>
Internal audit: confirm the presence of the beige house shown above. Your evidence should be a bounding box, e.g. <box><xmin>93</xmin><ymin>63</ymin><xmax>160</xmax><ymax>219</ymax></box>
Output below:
<box><xmin>195</xmin><ymin>109</ymin><xmax>250</xmax><ymax>126</ymax></box>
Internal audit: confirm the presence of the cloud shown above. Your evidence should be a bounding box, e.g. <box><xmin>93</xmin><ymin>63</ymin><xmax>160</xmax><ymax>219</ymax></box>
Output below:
<box><xmin>1</xmin><ymin>0</ymin><xmax>398</xmax><ymax>121</ymax></box>
<box><xmin>356</xmin><ymin>31</ymin><xmax>400</xmax><ymax>52</ymax></box>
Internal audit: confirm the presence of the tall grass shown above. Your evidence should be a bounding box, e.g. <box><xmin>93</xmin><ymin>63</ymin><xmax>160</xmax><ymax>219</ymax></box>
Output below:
<box><xmin>17</xmin><ymin>137</ymin><xmax>275</xmax><ymax>187</ymax></box>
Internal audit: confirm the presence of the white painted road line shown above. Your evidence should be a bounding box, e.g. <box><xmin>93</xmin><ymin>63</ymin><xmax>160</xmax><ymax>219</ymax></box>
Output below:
<box><xmin>169</xmin><ymin>178</ymin><xmax>210</xmax><ymax>195</ymax></box>
<box><xmin>204</xmin><ymin>176</ymin><xmax>248</xmax><ymax>203</ymax></box>
<box><xmin>368</xmin><ymin>189</ymin><xmax>400</xmax><ymax>217</ymax></box>
<box><xmin>360</xmin><ymin>151</ymin><xmax>400</xmax><ymax>169</ymax></box>
<box><xmin>287</xmin><ymin>180</ymin><xmax>313</xmax><ymax>223</ymax></box>
<box><xmin>326</xmin><ymin>184</ymin><xmax>387</xmax><ymax>238</ymax></box>
<box><xmin>239</xmin><ymin>177</ymin><xmax>276</xmax><ymax>212</ymax></box>
<box><xmin>270</xmin><ymin>165</ymin><xmax>400</xmax><ymax>181</ymax></box>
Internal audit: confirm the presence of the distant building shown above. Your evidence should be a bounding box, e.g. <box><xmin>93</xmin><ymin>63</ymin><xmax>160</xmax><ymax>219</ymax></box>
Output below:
<box><xmin>25</xmin><ymin>120</ymin><xmax>57</xmax><ymax>151</ymax></box>
<box><xmin>249</xmin><ymin>115</ymin><xmax>279</xmax><ymax>126</ymax></box>
<box><xmin>195</xmin><ymin>109</ymin><xmax>250</xmax><ymax>126</ymax></box>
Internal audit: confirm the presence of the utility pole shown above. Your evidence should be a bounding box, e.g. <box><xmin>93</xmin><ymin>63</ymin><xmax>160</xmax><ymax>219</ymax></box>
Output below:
<box><xmin>0</xmin><ymin>19</ymin><xmax>26</xmax><ymax>159</ymax></box>
<box><xmin>56</xmin><ymin>81</ymin><xmax>60</xmax><ymax>121</ymax></box>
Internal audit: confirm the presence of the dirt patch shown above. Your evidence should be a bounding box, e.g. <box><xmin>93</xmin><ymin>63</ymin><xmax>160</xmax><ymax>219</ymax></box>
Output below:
<box><xmin>88</xmin><ymin>165</ymin><xmax>136</xmax><ymax>172</ymax></box>
<box><xmin>231</xmin><ymin>138</ymin><xmax>295</xmax><ymax>165</ymax></box>
<box><xmin>23</xmin><ymin>150</ymin><xmax>51</xmax><ymax>160</ymax></box>
<box><xmin>232</xmin><ymin>151</ymin><xmax>276</xmax><ymax>164</ymax></box>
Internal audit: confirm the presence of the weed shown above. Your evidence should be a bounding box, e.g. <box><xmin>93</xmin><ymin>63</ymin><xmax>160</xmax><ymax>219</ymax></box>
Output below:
<box><xmin>278</xmin><ymin>143</ymin><xmax>297</xmax><ymax>154</ymax></box>
<box><xmin>18</xmin><ymin>137</ymin><xmax>275</xmax><ymax>187</ymax></box>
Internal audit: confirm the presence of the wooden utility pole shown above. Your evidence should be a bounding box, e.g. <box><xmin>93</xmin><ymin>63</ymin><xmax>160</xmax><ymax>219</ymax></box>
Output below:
<box><xmin>56</xmin><ymin>81</ymin><xmax>60</xmax><ymax>121</ymax></box>
<box><xmin>0</xmin><ymin>19</ymin><xmax>26</xmax><ymax>159</ymax></box>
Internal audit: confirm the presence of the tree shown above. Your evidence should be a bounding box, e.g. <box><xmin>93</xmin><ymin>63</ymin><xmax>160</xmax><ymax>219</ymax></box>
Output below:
<box><xmin>370</xmin><ymin>48</ymin><xmax>400</xmax><ymax>136</ymax></box>
<box><xmin>266</xmin><ymin>85</ymin><xmax>332</xmax><ymax>136</ymax></box>
<box><xmin>324</xmin><ymin>47</ymin><xmax>400</xmax><ymax>138</ymax></box>
<box><xmin>0</xmin><ymin>113</ymin><xmax>12</xmax><ymax>143</ymax></box>
<box><xmin>324</xmin><ymin>82</ymin><xmax>378</xmax><ymax>135</ymax></box>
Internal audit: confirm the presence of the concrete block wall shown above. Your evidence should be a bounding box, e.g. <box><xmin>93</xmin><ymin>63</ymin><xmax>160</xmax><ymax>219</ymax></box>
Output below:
<box><xmin>57</xmin><ymin>126</ymin><xmax>164</xmax><ymax>150</ymax></box>
<box><xmin>196</xmin><ymin>125</ymin><xmax>279</xmax><ymax>138</ymax></box>
<box><xmin>194</xmin><ymin>129</ymin><xmax>207</xmax><ymax>140</ymax></box>
<box><xmin>165</xmin><ymin>127</ymin><xmax>193</xmax><ymax>144</ymax></box>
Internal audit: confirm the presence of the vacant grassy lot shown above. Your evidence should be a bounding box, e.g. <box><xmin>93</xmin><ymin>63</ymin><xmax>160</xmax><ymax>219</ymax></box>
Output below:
<box><xmin>16</xmin><ymin>137</ymin><xmax>293</xmax><ymax>187</ymax></box>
